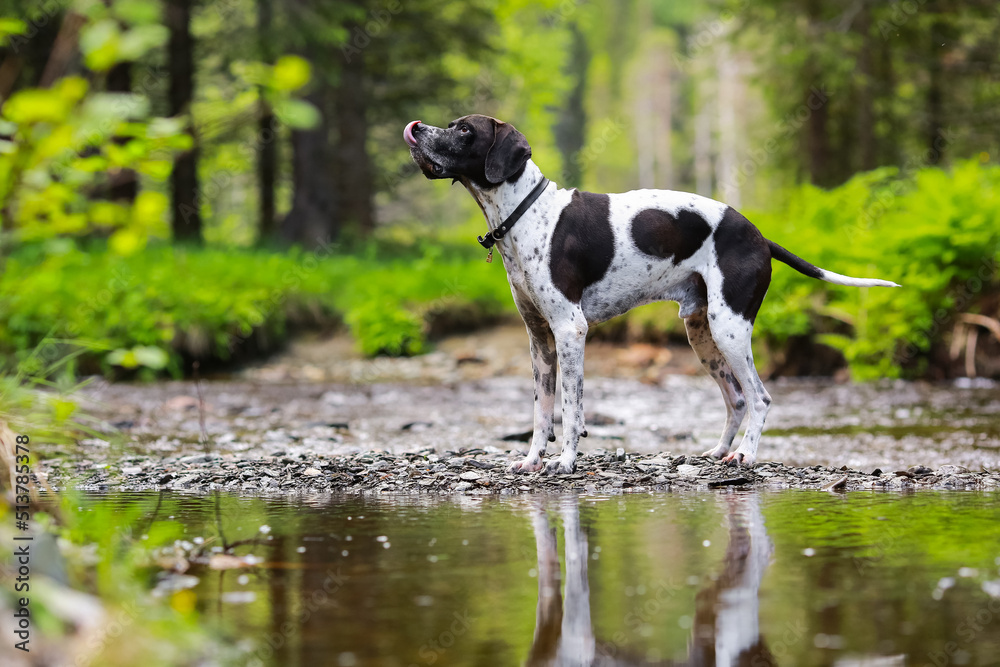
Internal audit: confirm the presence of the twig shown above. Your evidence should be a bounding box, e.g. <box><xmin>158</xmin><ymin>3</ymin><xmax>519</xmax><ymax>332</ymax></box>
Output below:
<box><xmin>952</xmin><ymin>313</ymin><xmax>1000</xmax><ymax>378</ymax></box>
<box><xmin>965</xmin><ymin>325</ymin><xmax>979</xmax><ymax>379</ymax></box>
<box><xmin>192</xmin><ymin>361</ymin><xmax>208</xmax><ymax>444</ymax></box>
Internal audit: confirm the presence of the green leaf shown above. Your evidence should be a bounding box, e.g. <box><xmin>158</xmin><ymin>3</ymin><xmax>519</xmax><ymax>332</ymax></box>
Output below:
<box><xmin>132</xmin><ymin>346</ymin><xmax>169</xmax><ymax>370</ymax></box>
<box><xmin>272</xmin><ymin>55</ymin><xmax>312</xmax><ymax>91</ymax></box>
<box><xmin>113</xmin><ymin>0</ymin><xmax>162</xmax><ymax>25</ymax></box>
<box><xmin>109</xmin><ymin>227</ymin><xmax>146</xmax><ymax>255</ymax></box>
<box><xmin>80</xmin><ymin>19</ymin><xmax>122</xmax><ymax>72</ymax></box>
<box><xmin>0</xmin><ymin>17</ymin><xmax>26</xmax><ymax>43</ymax></box>
<box><xmin>273</xmin><ymin>99</ymin><xmax>320</xmax><ymax>129</ymax></box>
<box><xmin>82</xmin><ymin>92</ymin><xmax>150</xmax><ymax>124</ymax></box>
<box><xmin>2</xmin><ymin>89</ymin><xmax>72</xmax><ymax>124</ymax></box>
<box><xmin>118</xmin><ymin>24</ymin><xmax>169</xmax><ymax>61</ymax></box>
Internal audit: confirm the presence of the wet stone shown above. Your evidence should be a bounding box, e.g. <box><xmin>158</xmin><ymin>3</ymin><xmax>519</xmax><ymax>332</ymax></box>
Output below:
<box><xmin>35</xmin><ymin>449</ymin><xmax>1000</xmax><ymax>496</ymax></box>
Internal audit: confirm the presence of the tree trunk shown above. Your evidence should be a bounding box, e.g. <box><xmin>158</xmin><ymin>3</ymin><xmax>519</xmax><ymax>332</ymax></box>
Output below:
<box><xmin>694</xmin><ymin>104</ymin><xmax>712</xmax><ymax>197</ymax></box>
<box><xmin>166</xmin><ymin>0</ymin><xmax>202</xmax><ymax>243</ymax></box>
<box><xmin>554</xmin><ymin>22</ymin><xmax>589</xmax><ymax>189</ymax></box>
<box><xmin>106</xmin><ymin>62</ymin><xmax>138</xmax><ymax>202</ymax></box>
<box><xmin>332</xmin><ymin>33</ymin><xmax>374</xmax><ymax>235</ymax></box>
<box><xmin>804</xmin><ymin>59</ymin><xmax>831</xmax><ymax>187</ymax></box>
<box><xmin>856</xmin><ymin>2</ymin><xmax>876</xmax><ymax>172</ymax></box>
<box><xmin>652</xmin><ymin>43</ymin><xmax>672</xmax><ymax>190</ymax></box>
<box><xmin>715</xmin><ymin>44</ymin><xmax>739</xmax><ymax>207</ymax></box>
<box><xmin>282</xmin><ymin>83</ymin><xmax>336</xmax><ymax>248</ymax></box>
<box><xmin>875</xmin><ymin>30</ymin><xmax>900</xmax><ymax>167</ymax></box>
<box><xmin>256</xmin><ymin>0</ymin><xmax>277</xmax><ymax>244</ymax></box>
<box><xmin>925</xmin><ymin>19</ymin><xmax>945</xmax><ymax>165</ymax></box>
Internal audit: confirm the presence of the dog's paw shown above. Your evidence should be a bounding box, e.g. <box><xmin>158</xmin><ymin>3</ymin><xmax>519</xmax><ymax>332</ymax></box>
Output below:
<box><xmin>544</xmin><ymin>458</ymin><xmax>576</xmax><ymax>475</ymax></box>
<box><xmin>721</xmin><ymin>451</ymin><xmax>756</xmax><ymax>467</ymax></box>
<box><xmin>702</xmin><ymin>446</ymin><xmax>728</xmax><ymax>459</ymax></box>
<box><xmin>508</xmin><ymin>458</ymin><xmax>543</xmax><ymax>474</ymax></box>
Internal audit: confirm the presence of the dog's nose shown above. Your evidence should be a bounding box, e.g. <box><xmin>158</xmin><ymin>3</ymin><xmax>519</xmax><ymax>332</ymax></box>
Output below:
<box><xmin>403</xmin><ymin>120</ymin><xmax>421</xmax><ymax>147</ymax></box>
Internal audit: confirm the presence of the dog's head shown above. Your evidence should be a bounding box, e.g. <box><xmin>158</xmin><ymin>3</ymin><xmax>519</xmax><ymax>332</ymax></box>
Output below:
<box><xmin>403</xmin><ymin>115</ymin><xmax>531</xmax><ymax>189</ymax></box>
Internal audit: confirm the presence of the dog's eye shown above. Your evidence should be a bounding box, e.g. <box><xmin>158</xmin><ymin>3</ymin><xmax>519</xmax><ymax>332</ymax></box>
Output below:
<box><xmin>459</xmin><ymin>125</ymin><xmax>470</xmax><ymax>134</ymax></box>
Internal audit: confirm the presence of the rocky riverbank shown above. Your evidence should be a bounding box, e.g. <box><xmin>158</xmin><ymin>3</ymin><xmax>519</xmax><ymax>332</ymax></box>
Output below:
<box><xmin>38</xmin><ymin>447</ymin><xmax>999</xmax><ymax>495</ymax></box>
<box><xmin>35</xmin><ymin>324</ymin><xmax>1000</xmax><ymax>495</ymax></box>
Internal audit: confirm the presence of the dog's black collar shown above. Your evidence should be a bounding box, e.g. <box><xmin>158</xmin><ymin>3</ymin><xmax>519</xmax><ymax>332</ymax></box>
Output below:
<box><xmin>477</xmin><ymin>177</ymin><xmax>549</xmax><ymax>250</ymax></box>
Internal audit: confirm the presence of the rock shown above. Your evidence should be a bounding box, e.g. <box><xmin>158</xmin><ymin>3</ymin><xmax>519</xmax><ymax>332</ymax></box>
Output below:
<box><xmin>708</xmin><ymin>477</ymin><xmax>751</xmax><ymax>488</ymax></box>
<box><xmin>821</xmin><ymin>475</ymin><xmax>849</xmax><ymax>492</ymax></box>
<box><xmin>586</xmin><ymin>413</ymin><xmax>621</xmax><ymax>426</ymax></box>
<box><xmin>459</xmin><ymin>471</ymin><xmax>481</xmax><ymax>481</ymax></box>
<box><xmin>676</xmin><ymin>464</ymin><xmax>700</xmax><ymax>477</ymax></box>
<box><xmin>163</xmin><ymin>396</ymin><xmax>201</xmax><ymax>411</ymax></box>
<box><xmin>907</xmin><ymin>465</ymin><xmax>933</xmax><ymax>476</ymax></box>
<box><xmin>618</xmin><ymin>343</ymin><xmax>671</xmax><ymax>367</ymax></box>
<box><xmin>454</xmin><ymin>482</ymin><xmax>473</xmax><ymax>492</ymax></box>
<box><xmin>301</xmin><ymin>468</ymin><xmax>322</xmax><ymax>477</ymax></box>
<box><xmin>401</xmin><ymin>421</ymin><xmax>433</xmax><ymax>431</ymax></box>
<box><xmin>936</xmin><ymin>464</ymin><xmax>969</xmax><ymax>475</ymax></box>
<box><xmin>121</xmin><ymin>466</ymin><xmax>142</xmax><ymax>476</ymax></box>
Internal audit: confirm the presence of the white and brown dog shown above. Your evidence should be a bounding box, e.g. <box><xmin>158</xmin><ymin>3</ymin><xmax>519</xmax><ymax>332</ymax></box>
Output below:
<box><xmin>404</xmin><ymin>115</ymin><xmax>897</xmax><ymax>473</ymax></box>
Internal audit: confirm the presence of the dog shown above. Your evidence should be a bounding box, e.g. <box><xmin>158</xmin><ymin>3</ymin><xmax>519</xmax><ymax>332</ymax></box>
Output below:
<box><xmin>404</xmin><ymin>115</ymin><xmax>897</xmax><ymax>473</ymax></box>
<box><xmin>524</xmin><ymin>495</ymin><xmax>774</xmax><ymax>665</ymax></box>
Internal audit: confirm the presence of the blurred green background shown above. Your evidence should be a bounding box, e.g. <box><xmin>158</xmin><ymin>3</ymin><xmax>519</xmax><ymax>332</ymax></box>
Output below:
<box><xmin>1</xmin><ymin>0</ymin><xmax>998</xmax><ymax>382</ymax></box>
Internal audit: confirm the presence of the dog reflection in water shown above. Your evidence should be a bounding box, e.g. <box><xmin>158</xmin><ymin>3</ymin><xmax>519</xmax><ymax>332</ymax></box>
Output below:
<box><xmin>524</xmin><ymin>495</ymin><xmax>774</xmax><ymax>666</ymax></box>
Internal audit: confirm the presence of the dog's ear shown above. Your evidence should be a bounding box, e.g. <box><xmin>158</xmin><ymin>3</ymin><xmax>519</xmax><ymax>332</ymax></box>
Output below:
<box><xmin>485</xmin><ymin>121</ymin><xmax>531</xmax><ymax>184</ymax></box>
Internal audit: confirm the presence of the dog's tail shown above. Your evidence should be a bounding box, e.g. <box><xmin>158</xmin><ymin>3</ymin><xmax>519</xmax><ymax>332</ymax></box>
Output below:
<box><xmin>767</xmin><ymin>240</ymin><xmax>900</xmax><ymax>288</ymax></box>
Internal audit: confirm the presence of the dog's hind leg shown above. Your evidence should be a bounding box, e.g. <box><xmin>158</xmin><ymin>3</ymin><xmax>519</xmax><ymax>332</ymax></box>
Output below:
<box><xmin>684</xmin><ymin>308</ymin><xmax>747</xmax><ymax>459</ymax></box>
<box><xmin>705</xmin><ymin>308</ymin><xmax>771</xmax><ymax>467</ymax></box>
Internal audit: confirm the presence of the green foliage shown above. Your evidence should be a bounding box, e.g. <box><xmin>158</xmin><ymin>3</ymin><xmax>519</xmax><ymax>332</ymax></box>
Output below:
<box><xmin>750</xmin><ymin>158</ymin><xmax>1000</xmax><ymax>379</ymax></box>
<box><xmin>0</xmin><ymin>239</ymin><xmax>516</xmax><ymax>376</ymax></box>
<box><xmin>346</xmin><ymin>302</ymin><xmax>425</xmax><ymax>357</ymax></box>
<box><xmin>0</xmin><ymin>336</ymin><xmax>102</xmax><ymax>443</ymax></box>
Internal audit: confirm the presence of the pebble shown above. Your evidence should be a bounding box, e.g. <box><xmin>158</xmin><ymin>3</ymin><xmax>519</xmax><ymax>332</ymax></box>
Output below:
<box><xmin>33</xmin><ymin>449</ymin><xmax>999</xmax><ymax>496</ymax></box>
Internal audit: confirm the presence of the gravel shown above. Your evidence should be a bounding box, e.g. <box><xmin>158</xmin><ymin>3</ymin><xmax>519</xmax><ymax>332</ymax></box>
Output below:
<box><xmin>35</xmin><ymin>448</ymin><xmax>1000</xmax><ymax>495</ymax></box>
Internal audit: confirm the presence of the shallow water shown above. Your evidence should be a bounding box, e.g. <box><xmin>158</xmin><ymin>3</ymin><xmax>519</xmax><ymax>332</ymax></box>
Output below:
<box><xmin>80</xmin><ymin>490</ymin><xmax>1000</xmax><ymax>666</ymax></box>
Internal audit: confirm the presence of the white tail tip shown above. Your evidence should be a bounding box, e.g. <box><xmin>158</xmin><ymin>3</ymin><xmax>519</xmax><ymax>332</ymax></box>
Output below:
<box><xmin>819</xmin><ymin>270</ymin><xmax>900</xmax><ymax>288</ymax></box>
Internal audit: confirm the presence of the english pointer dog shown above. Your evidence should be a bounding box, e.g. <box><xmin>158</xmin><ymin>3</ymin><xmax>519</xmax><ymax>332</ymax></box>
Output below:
<box><xmin>404</xmin><ymin>115</ymin><xmax>897</xmax><ymax>473</ymax></box>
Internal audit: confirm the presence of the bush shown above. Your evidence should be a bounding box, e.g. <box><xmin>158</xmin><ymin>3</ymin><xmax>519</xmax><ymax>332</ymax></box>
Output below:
<box><xmin>750</xmin><ymin>159</ymin><xmax>1000</xmax><ymax>379</ymax></box>
<box><xmin>0</xmin><ymin>241</ymin><xmax>516</xmax><ymax>377</ymax></box>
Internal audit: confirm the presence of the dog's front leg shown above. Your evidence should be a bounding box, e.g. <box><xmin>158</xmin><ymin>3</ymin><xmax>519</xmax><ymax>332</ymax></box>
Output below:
<box><xmin>546</xmin><ymin>314</ymin><xmax>588</xmax><ymax>475</ymax></box>
<box><xmin>510</xmin><ymin>323</ymin><xmax>557</xmax><ymax>473</ymax></box>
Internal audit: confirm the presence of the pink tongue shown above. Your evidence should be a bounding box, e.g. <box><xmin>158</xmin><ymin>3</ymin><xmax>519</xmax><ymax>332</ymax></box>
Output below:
<box><xmin>403</xmin><ymin>120</ymin><xmax>421</xmax><ymax>147</ymax></box>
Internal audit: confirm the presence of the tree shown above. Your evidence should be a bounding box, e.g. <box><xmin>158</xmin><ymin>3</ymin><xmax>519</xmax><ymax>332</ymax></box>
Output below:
<box><xmin>553</xmin><ymin>22</ymin><xmax>590</xmax><ymax>189</ymax></box>
<box><xmin>166</xmin><ymin>0</ymin><xmax>201</xmax><ymax>243</ymax></box>
<box><xmin>256</xmin><ymin>0</ymin><xmax>277</xmax><ymax>243</ymax></box>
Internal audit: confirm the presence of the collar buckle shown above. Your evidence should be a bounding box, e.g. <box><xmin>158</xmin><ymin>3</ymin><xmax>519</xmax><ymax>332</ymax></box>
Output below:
<box><xmin>475</xmin><ymin>177</ymin><xmax>550</xmax><ymax>255</ymax></box>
